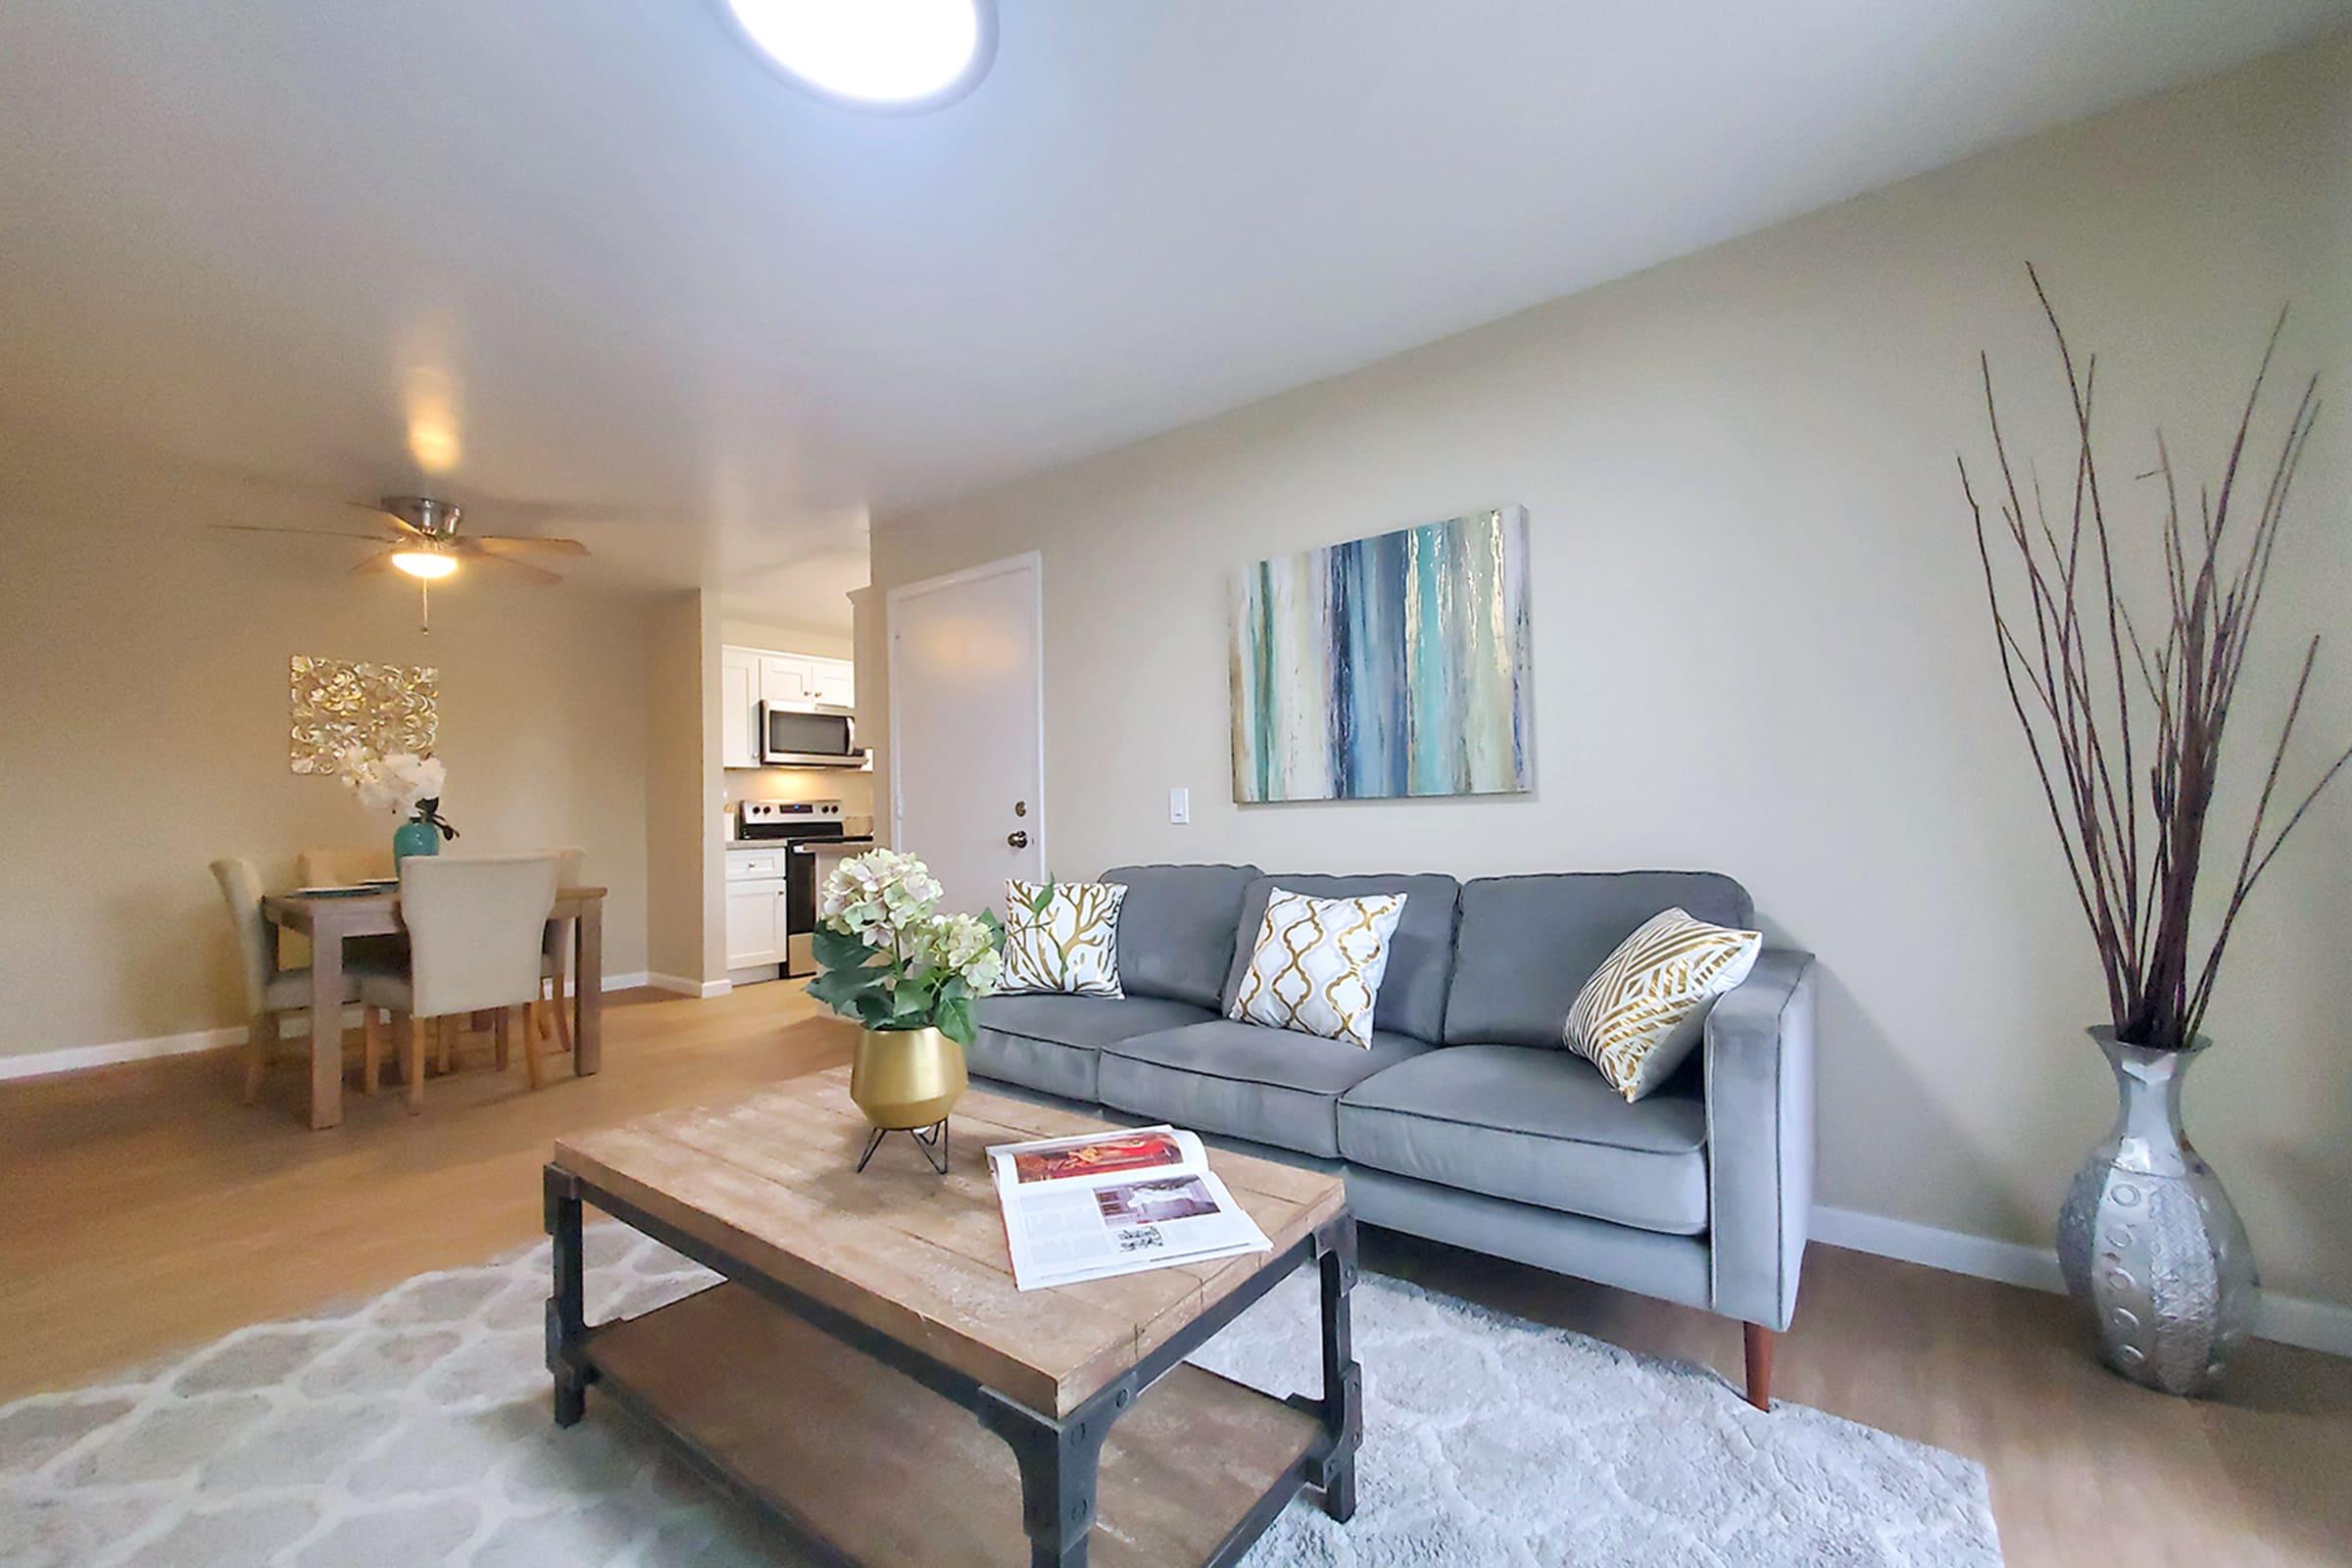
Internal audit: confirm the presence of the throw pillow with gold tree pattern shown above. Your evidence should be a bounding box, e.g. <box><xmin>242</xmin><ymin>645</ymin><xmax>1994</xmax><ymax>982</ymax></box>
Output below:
<box><xmin>1000</xmin><ymin>879</ymin><xmax>1128</xmax><ymax>997</ymax></box>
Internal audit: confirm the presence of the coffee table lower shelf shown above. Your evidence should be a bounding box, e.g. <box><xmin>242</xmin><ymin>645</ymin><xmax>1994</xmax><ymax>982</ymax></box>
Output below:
<box><xmin>584</xmin><ymin>1282</ymin><xmax>1327</xmax><ymax>1567</ymax></box>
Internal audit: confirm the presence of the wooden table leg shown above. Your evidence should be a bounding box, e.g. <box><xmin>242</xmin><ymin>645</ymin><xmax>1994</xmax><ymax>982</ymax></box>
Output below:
<box><xmin>573</xmin><ymin>902</ymin><xmax>603</xmax><ymax>1075</ymax></box>
<box><xmin>308</xmin><ymin>916</ymin><xmax>344</xmax><ymax>1130</ymax></box>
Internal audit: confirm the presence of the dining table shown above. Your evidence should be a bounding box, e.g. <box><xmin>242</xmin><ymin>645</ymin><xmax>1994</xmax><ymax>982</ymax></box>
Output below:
<box><xmin>261</xmin><ymin>885</ymin><xmax>608</xmax><ymax>1129</ymax></box>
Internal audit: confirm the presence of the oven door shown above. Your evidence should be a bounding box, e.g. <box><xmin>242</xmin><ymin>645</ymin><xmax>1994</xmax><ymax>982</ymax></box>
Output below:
<box><xmin>783</xmin><ymin>844</ymin><xmax>822</xmax><ymax>976</ymax></box>
<box><xmin>759</xmin><ymin>702</ymin><xmax>862</xmax><ymax>766</ymax></box>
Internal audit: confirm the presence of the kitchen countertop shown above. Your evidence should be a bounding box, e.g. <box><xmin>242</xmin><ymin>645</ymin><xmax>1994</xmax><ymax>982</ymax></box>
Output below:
<box><xmin>726</xmin><ymin>837</ymin><xmax>876</xmax><ymax>854</ymax></box>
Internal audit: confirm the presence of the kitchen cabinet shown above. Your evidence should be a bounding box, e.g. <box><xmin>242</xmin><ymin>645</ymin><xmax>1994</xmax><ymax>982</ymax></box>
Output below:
<box><xmin>725</xmin><ymin>849</ymin><xmax>788</xmax><ymax>969</ymax></box>
<box><xmin>720</xmin><ymin>648</ymin><xmax>759</xmax><ymax>769</ymax></box>
<box><xmin>760</xmin><ymin>655</ymin><xmax>813</xmax><ymax>705</ymax></box>
<box><xmin>806</xmin><ymin>657</ymin><xmax>855</xmax><ymax>708</ymax></box>
<box><xmin>721</xmin><ymin>644</ymin><xmax>858</xmax><ymax>771</ymax></box>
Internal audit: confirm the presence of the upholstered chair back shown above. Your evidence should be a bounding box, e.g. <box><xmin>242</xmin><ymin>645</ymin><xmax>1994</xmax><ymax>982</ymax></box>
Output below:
<box><xmin>399</xmin><ymin>855</ymin><xmax>559</xmax><ymax>1018</ymax></box>
<box><xmin>210</xmin><ymin>857</ymin><xmax>274</xmax><ymax>1017</ymax></box>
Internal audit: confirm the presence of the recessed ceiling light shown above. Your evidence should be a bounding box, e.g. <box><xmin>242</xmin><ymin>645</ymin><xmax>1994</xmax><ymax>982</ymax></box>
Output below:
<box><xmin>719</xmin><ymin>0</ymin><xmax>996</xmax><ymax>112</ymax></box>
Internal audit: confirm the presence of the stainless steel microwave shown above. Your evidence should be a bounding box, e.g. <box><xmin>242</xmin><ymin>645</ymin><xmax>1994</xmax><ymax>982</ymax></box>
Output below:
<box><xmin>759</xmin><ymin>701</ymin><xmax>866</xmax><ymax>767</ymax></box>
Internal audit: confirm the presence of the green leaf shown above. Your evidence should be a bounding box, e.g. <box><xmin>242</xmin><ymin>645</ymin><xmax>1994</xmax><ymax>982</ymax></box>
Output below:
<box><xmin>852</xmin><ymin>988</ymin><xmax>896</xmax><ymax>1027</ymax></box>
<box><xmin>891</xmin><ymin>975</ymin><xmax>939</xmax><ymax>1022</ymax></box>
<box><xmin>1027</xmin><ymin>880</ymin><xmax>1056</xmax><ymax>916</ymax></box>
<box><xmin>810</xmin><ymin>926</ymin><xmax>878</xmax><ymax>971</ymax></box>
<box><xmin>936</xmin><ymin>974</ymin><xmax>969</xmax><ymax>1006</ymax></box>
<box><xmin>936</xmin><ymin>996</ymin><xmax>975</xmax><ymax>1046</ymax></box>
<box><xmin>808</xmin><ymin>967</ymin><xmax>886</xmax><ymax>1018</ymax></box>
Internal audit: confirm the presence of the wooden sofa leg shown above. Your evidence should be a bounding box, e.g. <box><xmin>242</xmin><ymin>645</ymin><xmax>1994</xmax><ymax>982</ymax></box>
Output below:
<box><xmin>1742</xmin><ymin>1323</ymin><xmax>1775</xmax><ymax>1411</ymax></box>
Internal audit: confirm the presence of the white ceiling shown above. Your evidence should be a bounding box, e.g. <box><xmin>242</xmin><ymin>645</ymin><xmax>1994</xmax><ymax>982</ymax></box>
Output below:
<box><xmin>2</xmin><ymin>1</ymin><xmax>2342</xmax><ymax>621</ymax></box>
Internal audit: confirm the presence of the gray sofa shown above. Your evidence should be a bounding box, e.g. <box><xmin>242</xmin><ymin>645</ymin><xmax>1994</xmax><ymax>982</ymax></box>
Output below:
<box><xmin>968</xmin><ymin>864</ymin><xmax>1817</xmax><ymax>1409</ymax></box>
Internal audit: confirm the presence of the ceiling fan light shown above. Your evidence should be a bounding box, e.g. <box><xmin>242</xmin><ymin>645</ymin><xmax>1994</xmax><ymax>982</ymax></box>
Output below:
<box><xmin>720</xmin><ymin>0</ymin><xmax>994</xmax><ymax>110</ymax></box>
<box><xmin>391</xmin><ymin>549</ymin><xmax>459</xmax><ymax>580</ymax></box>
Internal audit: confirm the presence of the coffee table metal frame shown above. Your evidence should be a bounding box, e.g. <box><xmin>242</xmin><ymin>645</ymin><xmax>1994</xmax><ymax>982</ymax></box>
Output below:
<box><xmin>544</xmin><ymin>1162</ymin><xmax>1362</xmax><ymax>1568</ymax></box>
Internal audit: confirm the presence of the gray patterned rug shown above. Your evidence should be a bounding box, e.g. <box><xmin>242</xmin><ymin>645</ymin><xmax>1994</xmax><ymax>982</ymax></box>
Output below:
<box><xmin>0</xmin><ymin>1224</ymin><xmax>2000</xmax><ymax>1566</ymax></box>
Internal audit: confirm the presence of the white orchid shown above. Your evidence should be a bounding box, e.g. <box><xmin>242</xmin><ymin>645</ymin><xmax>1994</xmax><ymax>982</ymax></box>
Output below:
<box><xmin>338</xmin><ymin>747</ymin><xmax>445</xmax><ymax>817</ymax></box>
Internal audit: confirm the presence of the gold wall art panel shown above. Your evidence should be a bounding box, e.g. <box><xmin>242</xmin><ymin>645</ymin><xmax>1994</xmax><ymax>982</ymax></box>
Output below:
<box><xmin>289</xmin><ymin>656</ymin><xmax>438</xmax><ymax>774</ymax></box>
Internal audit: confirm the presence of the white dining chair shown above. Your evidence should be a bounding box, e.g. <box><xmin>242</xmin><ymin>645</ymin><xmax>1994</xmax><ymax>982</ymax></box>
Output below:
<box><xmin>535</xmin><ymin>846</ymin><xmax>587</xmax><ymax>1053</ymax></box>
<box><xmin>360</xmin><ymin>854</ymin><xmax>560</xmax><ymax>1111</ymax></box>
<box><xmin>211</xmin><ymin>858</ymin><xmax>403</xmax><ymax>1106</ymax></box>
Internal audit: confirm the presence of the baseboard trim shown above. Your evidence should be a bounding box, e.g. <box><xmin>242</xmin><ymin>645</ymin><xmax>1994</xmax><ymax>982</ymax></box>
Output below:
<box><xmin>1812</xmin><ymin>1203</ymin><xmax>2352</xmax><ymax>1358</ymax></box>
<box><xmin>0</xmin><ymin>971</ymin><xmax>659</xmax><ymax>1084</ymax></box>
<box><xmin>647</xmin><ymin>973</ymin><xmax>732</xmax><ymax>999</ymax></box>
<box><xmin>0</xmin><ymin>1027</ymin><xmax>248</xmax><ymax>1081</ymax></box>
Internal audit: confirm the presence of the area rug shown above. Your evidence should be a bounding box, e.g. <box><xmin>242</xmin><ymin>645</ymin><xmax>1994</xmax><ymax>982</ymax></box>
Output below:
<box><xmin>0</xmin><ymin>1224</ymin><xmax>2000</xmax><ymax>1567</ymax></box>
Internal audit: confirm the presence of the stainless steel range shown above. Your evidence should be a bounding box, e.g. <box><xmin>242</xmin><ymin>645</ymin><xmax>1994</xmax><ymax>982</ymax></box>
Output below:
<box><xmin>734</xmin><ymin>800</ymin><xmax>873</xmax><ymax>977</ymax></box>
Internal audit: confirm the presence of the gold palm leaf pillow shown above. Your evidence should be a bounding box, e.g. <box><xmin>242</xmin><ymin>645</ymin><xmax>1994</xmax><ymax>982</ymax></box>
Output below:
<box><xmin>1000</xmin><ymin>879</ymin><xmax>1128</xmax><ymax>997</ymax></box>
<box><xmin>1566</xmin><ymin>907</ymin><xmax>1762</xmax><ymax>1101</ymax></box>
<box><xmin>1228</xmin><ymin>887</ymin><xmax>1408</xmax><ymax>1050</ymax></box>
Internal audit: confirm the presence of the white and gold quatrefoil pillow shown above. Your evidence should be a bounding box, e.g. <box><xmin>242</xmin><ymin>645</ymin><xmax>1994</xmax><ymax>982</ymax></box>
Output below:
<box><xmin>1228</xmin><ymin>888</ymin><xmax>1408</xmax><ymax>1050</ymax></box>
<box><xmin>999</xmin><ymin>879</ymin><xmax>1127</xmax><ymax>997</ymax></box>
<box><xmin>1566</xmin><ymin>907</ymin><xmax>1762</xmax><ymax>1101</ymax></box>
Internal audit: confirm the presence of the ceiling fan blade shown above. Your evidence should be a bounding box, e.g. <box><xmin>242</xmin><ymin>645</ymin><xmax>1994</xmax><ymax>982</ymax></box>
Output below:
<box><xmin>209</xmin><ymin>523</ymin><xmax>396</xmax><ymax>540</ymax></box>
<box><xmin>454</xmin><ymin>544</ymin><xmax>561</xmax><ymax>585</ymax></box>
<box><xmin>345</xmin><ymin>500</ymin><xmax>427</xmax><ymax>538</ymax></box>
<box><xmin>470</xmin><ymin>535</ymin><xmax>590</xmax><ymax>557</ymax></box>
<box><xmin>351</xmin><ymin>551</ymin><xmax>397</xmax><ymax>575</ymax></box>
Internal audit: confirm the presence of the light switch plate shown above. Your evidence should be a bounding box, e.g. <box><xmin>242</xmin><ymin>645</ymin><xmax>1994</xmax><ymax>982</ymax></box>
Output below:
<box><xmin>1169</xmin><ymin>787</ymin><xmax>1190</xmax><ymax>824</ymax></box>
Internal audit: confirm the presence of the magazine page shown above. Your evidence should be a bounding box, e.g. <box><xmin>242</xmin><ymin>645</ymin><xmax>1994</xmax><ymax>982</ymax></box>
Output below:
<box><xmin>988</xmin><ymin>1125</ymin><xmax>1272</xmax><ymax>1291</ymax></box>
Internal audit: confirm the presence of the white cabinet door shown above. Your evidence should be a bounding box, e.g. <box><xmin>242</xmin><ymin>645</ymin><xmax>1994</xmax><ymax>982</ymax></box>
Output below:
<box><xmin>725</xmin><ymin>879</ymin><xmax>784</xmax><ymax>966</ymax></box>
<box><xmin>760</xmin><ymin>656</ymin><xmax>813</xmax><ymax>706</ymax></box>
<box><xmin>807</xmin><ymin>657</ymin><xmax>856</xmax><ymax>708</ymax></box>
<box><xmin>720</xmin><ymin>648</ymin><xmax>760</xmax><ymax>768</ymax></box>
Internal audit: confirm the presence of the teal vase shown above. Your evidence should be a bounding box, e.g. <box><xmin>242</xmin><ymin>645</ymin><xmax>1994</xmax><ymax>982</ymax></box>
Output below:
<box><xmin>392</xmin><ymin>816</ymin><xmax>440</xmax><ymax>862</ymax></box>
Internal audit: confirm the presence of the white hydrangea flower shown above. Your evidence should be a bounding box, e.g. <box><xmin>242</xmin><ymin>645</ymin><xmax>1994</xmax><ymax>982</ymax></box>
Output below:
<box><xmin>819</xmin><ymin>848</ymin><xmax>947</xmax><ymax>947</ymax></box>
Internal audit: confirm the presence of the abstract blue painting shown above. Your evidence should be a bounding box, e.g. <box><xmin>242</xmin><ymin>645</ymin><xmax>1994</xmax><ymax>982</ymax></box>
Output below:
<box><xmin>1230</xmin><ymin>506</ymin><xmax>1534</xmax><ymax>803</ymax></box>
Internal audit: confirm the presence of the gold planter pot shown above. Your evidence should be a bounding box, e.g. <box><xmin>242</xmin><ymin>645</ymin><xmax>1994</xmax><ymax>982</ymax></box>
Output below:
<box><xmin>849</xmin><ymin>1026</ymin><xmax>968</xmax><ymax>1131</ymax></box>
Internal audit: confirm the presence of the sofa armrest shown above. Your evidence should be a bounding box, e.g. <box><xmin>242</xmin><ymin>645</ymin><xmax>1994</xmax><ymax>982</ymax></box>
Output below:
<box><xmin>1702</xmin><ymin>949</ymin><xmax>1816</xmax><ymax>1331</ymax></box>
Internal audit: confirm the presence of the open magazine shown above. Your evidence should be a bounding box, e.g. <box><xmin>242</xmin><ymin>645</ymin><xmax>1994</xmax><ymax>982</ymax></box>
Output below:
<box><xmin>987</xmin><ymin>1126</ymin><xmax>1271</xmax><ymax>1291</ymax></box>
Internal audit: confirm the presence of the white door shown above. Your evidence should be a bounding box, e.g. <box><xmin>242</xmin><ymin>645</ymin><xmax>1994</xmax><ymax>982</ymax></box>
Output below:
<box><xmin>889</xmin><ymin>554</ymin><xmax>1044</xmax><ymax>916</ymax></box>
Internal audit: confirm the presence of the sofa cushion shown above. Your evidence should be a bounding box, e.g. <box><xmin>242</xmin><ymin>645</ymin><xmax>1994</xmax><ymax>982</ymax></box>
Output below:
<box><xmin>1220</xmin><ymin>873</ymin><xmax>1459</xmax><ymax>1045</ymax></box>
<box><xmin>969</xmin><ymin>994</ymin><xmax>1216</xmax><ymax>1102</ymax></box>
<box><xmin>1101</xmin><ymin>863</ymin><xmax>1262</xmax><ymax>1008</ymax></box>
<box><xmin>1338</xmin><ymin>1044</ymin><xmax>1710</xmax><ymax>1235</ymax></box>
<box><xmin>1098</xmin><ymin>1019</ymin><xmax>1431</xmax><ymax>1159</ymax></box>
<box><xmin>1444</xmin><ymin>871</ymin><xmax>1754</xmax><ymax>1048</ymax></box>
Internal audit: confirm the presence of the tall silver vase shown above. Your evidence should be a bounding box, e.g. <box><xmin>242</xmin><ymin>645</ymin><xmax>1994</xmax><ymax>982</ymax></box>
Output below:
<box><xmin>2056</xmin><ymin>1028</ymin><xmax>2258</xmax><ymax>1396</ymax></box>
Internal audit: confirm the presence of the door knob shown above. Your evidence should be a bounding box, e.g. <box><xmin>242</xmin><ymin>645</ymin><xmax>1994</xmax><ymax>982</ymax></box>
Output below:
<box><xmin>1006</xmin><ymin>831</ymin><xmax>1031</xmax><ymax>850</ymax></box>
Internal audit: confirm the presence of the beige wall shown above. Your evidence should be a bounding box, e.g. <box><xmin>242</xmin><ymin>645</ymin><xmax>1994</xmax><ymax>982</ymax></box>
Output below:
<box><xmin>719</xmin><ymin>618</ymin><xmax>854</xmax><ymax>661</ymax></box>
<box><xmin>643</xmin><ymin>592</ymin><xmax>710</xmax><ymax>988</ymax></box>
<box><xmin>872</xmin><ymin>40</ymin><xmax>2352</xmax><ymax>1303</ymax></box>
<box><xmin>0</xmin><ymin>437</ymin><xmax>656</xmax><ymax>1057</ymax></box>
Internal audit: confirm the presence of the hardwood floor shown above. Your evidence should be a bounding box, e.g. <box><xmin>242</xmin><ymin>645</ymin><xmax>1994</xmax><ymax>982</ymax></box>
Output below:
<box><xmin>3</xmin><ymin>980</ymin><xmax>2346</xmax><ymax>1565</ymax></box>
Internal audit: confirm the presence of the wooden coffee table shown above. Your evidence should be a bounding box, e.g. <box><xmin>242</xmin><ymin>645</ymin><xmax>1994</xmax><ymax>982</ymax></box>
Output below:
<box><xmin>543</xmin><ymin>1066</ymin><xmax>1360</xmax><ymax>1567</ymax></box>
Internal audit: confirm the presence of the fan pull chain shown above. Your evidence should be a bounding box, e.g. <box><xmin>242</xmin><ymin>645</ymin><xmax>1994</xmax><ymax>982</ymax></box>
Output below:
<box><xmin>418</xmin><ymin>578</ymin><xmax>431</xmax><ymax>635</ymax></box>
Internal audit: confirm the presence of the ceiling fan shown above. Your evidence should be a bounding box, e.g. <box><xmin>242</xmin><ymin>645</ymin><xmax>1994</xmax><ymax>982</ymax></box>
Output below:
<box><xmin>212</xmin><ymin>494</ymin><xmax>590</xmax><ymax>586</ymax></box>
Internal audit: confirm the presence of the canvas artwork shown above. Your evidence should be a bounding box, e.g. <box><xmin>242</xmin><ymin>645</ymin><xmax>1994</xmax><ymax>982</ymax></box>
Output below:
<box><xmin>288</xmin><ymin>655</ymin><xmax>438</xmax><ymax>774</ymax></box>
<box><xmin>1230</xmin><ymin>506</ymin><xmax>1533</xmax><ymax>803</ymax></box>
